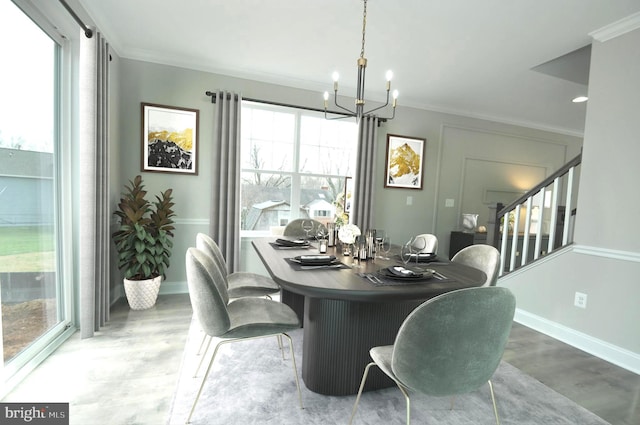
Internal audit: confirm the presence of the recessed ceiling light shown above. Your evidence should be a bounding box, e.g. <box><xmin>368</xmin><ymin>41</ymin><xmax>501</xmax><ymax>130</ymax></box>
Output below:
<box><xmin>572</xmin><ymin>96</ymin><xmax>588</xmax><ymax>103</ymax></box>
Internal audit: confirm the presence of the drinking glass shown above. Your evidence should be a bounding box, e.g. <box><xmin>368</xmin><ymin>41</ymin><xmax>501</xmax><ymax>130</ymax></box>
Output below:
<box><xmin>375</xmin><ymin>230</ymin><xmax>385</xmax><ymax>259</ymax></box>
<box><xmin>412</xmin><ymin>235</ymin><xmax>427</xmax><ymax>254</ymax></box>
<box><xmin>381</xmin><ymin>235</ymin><xmax>391</xmax><ymax>260</ymax></box>
<box><xmin>400</xmin><ymin>237</ymin><xmax>415</xmax><ymax>265</ymax></box>
<box><xmin>301</xmin><ymin>220</ymin><xmax>314</xmax><ymax>240</ymax></box>
<box><xmin>316</xmin><ymin>225</ymin><xmax>328</xmax><ymax>241</ymax></box>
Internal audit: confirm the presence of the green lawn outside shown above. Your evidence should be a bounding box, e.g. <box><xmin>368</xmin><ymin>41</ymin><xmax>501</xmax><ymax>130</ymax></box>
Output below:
<box><xmin>0</xmin><ymin>226</ymin><xmax>55</xmax><ymax>272</ymax></box>
<box><xmin>0</xmin><ymin>226</ymin><xmax>54</xmax><ymax>256</ymax></box>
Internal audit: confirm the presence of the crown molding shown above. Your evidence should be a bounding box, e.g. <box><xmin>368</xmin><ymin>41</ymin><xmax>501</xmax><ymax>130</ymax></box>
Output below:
<box><xmin>589</xmin><ymin>11</ymin><xmax>640</xmax><ymax>42</ymax></box>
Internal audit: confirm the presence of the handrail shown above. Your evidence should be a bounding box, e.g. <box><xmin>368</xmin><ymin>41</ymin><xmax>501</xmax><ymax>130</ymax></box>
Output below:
<box><xmin>498</xmin><ymin>153</ymin><xmax>581</xmax><ymax>216</ymax></box>
<box><xmin>492</xmin><ymin>153</ymin><xmax>582</xmax><ymax>276</ymax></box>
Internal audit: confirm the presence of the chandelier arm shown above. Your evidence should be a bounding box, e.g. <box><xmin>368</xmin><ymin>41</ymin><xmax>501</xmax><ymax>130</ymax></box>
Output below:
<box><xmin>323</xmin><ymin>0</ymin><xmax>397</xmax><ymax>122</ymax></box>
<box><xmin>363</xmin><ymin>90</ymin><xmax>391</xmax><ymax>115</ymax></box>
<box><xmin>333</xmin><ymin>92</ymin><xmax>356</xmax><ymax>115</ymax></box>
<box><xmin>375</xmin><ymin>106</ymin><xmax>397</xmax><ymax>121</ymax></box>
<box><xmin>324</xmin><ymin>111</ymin><xmax>357</xmax><ymax>121</ymax></box>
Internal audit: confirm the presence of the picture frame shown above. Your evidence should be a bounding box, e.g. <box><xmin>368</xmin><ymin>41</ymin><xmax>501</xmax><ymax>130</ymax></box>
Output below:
<box><xmin>141</xmin><ymin>102</ymin><xmax>199</xmax><ymax>175</ymax></box>
<box><xmin>384</xmin><ymin>134</ymin><xmax>426</xmax><ymax>190</ymax></box>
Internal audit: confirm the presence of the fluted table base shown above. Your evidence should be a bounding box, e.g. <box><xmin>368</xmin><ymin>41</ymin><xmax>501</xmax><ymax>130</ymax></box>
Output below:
<box><xmin>301</xmin><ymin>296</ymin><xmax>425</xmax><ymax>396</ymax></box>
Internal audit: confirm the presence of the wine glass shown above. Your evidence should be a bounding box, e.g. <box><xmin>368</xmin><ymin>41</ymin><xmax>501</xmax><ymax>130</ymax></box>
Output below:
<box><xmin>301</xmin><ymin>220</ymin><xmax>314</xmax><ymax>240</ymax></box>
<box><xmin>380</xmin><ymin>234</ymin><xmax>391</xmax><ymax>260</ymax></box>
<box><xmin>316</xmin><ymin>224</ymin><xmax>328</xmax><ymax>241</ymax></box>
<box><xmin>400</xmin><ymin>237</ymin><xmax>415</xmax><ymax>265</ymax></box>
<box><xmin>411</xmin><ymin>235</ymin><xmax>427</xmax><ymax>264</ymax></box>
<box><xmin>375</xmin><ymin>230</ymin><xmax>385</xmax><ymax>259</ymax></box>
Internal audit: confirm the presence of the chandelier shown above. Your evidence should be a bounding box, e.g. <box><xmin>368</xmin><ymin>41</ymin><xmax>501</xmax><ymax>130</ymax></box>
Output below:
<box><xmin>323</xmin><ymin>0</ymin><xmax>398</xmax><ymax>122</ymax></box>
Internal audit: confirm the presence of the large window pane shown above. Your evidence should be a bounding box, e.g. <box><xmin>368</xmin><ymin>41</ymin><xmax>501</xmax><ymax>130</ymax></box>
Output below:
<box><xmin>299</xmin><ymin>116</ymin><xmax>358</xmax><ymax>175</ymax></box>
<box><xmin>0</xmin><ymin>1</ymin><xmax>61</xmax><ymax>365</ymax></box>
<box><xmin>241</xmin><ymin>106</ymin><xmax>295</xmax><ymax>171</ymax></box>
<box><xmin>241</xmin><ymin>172</ymin><xmax>292</xmax><ymax>231</ymax></box>
<box><xmin>240</xmin><ymin>103</ymin><xmax>357</xmax><ymax>234</ymax></box>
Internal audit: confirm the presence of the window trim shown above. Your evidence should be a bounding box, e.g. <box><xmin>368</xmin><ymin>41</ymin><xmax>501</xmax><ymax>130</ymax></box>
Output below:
<box><xmin>240</xmin><ymin>101</ymin><xmax>357</xmax><ymax>237</ymax></box>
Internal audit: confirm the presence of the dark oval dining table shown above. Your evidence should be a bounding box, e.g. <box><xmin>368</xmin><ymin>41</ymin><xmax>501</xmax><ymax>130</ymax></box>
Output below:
<box><xmin>252</xmin><ymin>237</ymin><xmax>487</xmax><ymax>396</ymax></box>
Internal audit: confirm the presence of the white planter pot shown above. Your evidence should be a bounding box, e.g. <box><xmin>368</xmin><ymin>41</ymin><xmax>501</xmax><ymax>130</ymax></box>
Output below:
<box><xmin>124</xmin><ymin>276</ymin><xmax>162</xmax><ymax>310</ymax></box>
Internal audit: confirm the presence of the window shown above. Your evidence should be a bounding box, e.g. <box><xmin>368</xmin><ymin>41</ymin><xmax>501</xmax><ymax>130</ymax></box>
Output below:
<box><xmin>240</xmin><ymin>102</ymin><xmax>358</xmax><ymax>235</ymax></box>
<box><xmin>0</xmin><ymin>0</ymin><xmax>71</xmax><ymax>392</ymax></box>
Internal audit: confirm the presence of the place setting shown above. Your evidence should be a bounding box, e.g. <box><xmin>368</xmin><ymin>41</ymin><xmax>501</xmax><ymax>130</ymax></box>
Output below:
<box><xmin>284</xmin><ymin>254</ymin><xmax>350</xmax><ymax>270</ymax></box>
<box><xmin>269</xmin><ymin>237</ymin><xmax>311</xmax><ymax>250</ymax></box>
<box><xmin>359</xmin><ymin>265</ymin><xmax>450</xmax><ymax>286</ymax></box>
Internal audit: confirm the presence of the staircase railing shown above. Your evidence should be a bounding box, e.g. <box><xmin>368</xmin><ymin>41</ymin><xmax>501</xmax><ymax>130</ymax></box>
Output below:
<box><xmin>489</xmin><ymin>154</ymin><xmax>581</xmax><ymax>276</ymax></box>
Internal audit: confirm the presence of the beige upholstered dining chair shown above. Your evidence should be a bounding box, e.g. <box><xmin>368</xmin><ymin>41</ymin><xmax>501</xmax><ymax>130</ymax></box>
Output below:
<box><xmin>348</xmin><ymin>286</ymin><xmax>516</xmax><ymax>425</ymax></box>
<box><xmin>185</xmin><ymin>248</ymin><xmax>303</xmax><ymax>423</ymax></box>
<box><xmin>451</xmin><ymin>244</ymin><xmax>501</xmax><ymax>286</ymax></box>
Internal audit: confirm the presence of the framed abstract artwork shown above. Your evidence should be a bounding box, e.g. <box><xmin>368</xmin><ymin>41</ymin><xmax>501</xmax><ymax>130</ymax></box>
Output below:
<box><xmin>384</xmin><ymin>134</ymin><xmax>426</xmax><ymax>189</ymax></box>
<box><xmin>141</xmin><ymin>102</ymin><xmax>199</xmax><ymax>175</ymax></box>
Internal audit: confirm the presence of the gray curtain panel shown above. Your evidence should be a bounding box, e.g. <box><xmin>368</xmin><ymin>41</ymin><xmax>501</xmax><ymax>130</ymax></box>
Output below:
<box><xmin>210</xmin><ymin>91</ymin><xmax>242</xmax><ymax>273</ymax></box>
<box><xmin>352</xmin><ymin>115</ymin><xmax>378</xmax><ymax>231</ymax></box>
<box><xmin>79</xmin><ymin>30</ymin><xmax>110</xmax><ymax>338</ymax></box>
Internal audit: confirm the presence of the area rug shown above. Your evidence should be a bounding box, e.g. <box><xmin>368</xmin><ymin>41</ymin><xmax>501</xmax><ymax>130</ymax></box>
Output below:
<box><xmin>167</xmin><ymin>319</ymin><xmax>610</xmax><ymax>425</ymax></box>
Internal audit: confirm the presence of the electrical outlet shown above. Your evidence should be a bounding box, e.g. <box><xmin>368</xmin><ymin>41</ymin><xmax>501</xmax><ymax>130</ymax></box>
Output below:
<box><xmin>574</xmin><ymin>292</ymin><xmax>587</xmax><ymax>309</ymax></box>
<box><xmin>406</xmin><ymin>196</ymin><xmax>413</xmax><ymax>206</ymax></box>
<box><xmin>445</xmin><ymin>198</ymin><xmax>455</xmax><ymax>207</ymax></box>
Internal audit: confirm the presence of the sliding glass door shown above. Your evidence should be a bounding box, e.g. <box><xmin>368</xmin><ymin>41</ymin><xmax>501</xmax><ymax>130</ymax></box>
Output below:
<box><xmin>1</xmin><ymin>0</ymin><xmax>69</xmax><ymax>385</ymax></box>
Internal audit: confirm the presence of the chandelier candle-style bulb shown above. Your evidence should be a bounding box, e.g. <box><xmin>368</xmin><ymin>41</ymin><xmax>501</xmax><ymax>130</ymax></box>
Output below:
<box><xmin>332</xmin><ymin>72</ymin><xmax>339</xmax><ymax>91</ymax></box>
<box><xmin>322</xmin><ymin>0</ymin><xmax>398</xmax><ymax>122</ymax></box>
<box><xmin>385</xmin><ymin>71</ymin><xmax>393</xmax><ymax>91</ymax></box>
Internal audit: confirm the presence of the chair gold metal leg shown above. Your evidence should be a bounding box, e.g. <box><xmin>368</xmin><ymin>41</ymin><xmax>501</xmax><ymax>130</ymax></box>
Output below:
<box><xmin>196</xmin><ymin>333</ymin><xmax>208</xmax><ymax>356</ymax></box>
<box><xmin>348</xmin><ymin>362</ymin><xmax>375</xmax><ymax>425</ymax></box>
<box><xmin>186</xmin><ymin>339</ymin><xmax>227</xmax><ymax>424</ymax></box>
<box><xmin>488</xmin><ymin>379</ymin><xmax>500</xmax><ymax>425</ymax></box>
<box><xmin>186</xmin><ymin>334</ymin><xmax>303</xmax><ymax>423</ymax></box>
<box><xmin>397</xmin><ymin>384</ymin><xmax>411</xmax><ymax>425</ymax></box>
<box><xmin>282</xmin><ymin>333</ymin><xmax>304</xmax><ymax>409</ymax></box>
<box><xmin>278</xmin><ymin>335</ymin><xmax>284</xmax><ymax>359</ymax></box>
<box><xmin>194</xmin><ymin>336</ymin><xmax>213</xmax><ymax>377</ymax></box>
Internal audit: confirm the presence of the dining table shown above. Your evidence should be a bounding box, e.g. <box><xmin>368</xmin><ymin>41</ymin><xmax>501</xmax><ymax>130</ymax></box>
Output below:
<box><xmin>252</xmin><ymin>237</ymin><xmax>488</xmax><ymax>396</ymax></box>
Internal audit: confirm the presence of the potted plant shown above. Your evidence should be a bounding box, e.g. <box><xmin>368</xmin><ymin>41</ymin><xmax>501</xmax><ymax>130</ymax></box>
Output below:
<box><xmin>112</xmin><ymin>175</ymin><xmax>176</xmax><ymax>310</ymax></box>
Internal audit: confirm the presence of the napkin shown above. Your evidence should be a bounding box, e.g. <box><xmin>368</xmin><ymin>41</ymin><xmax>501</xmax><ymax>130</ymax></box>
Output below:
<box><xmin>275</xmin><ymin>238</ymin><xmax>309</xmax><ymax>247</ymax></box>
<box><xmin>387</xmin><ymin>266</ymin><xmax>423</xmax><ymax>278</ymax></box>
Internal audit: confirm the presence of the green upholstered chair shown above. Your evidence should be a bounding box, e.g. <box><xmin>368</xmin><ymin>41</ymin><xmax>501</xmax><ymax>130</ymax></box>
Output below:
<box><xmin>349</xmin><ymin>286</ymin><xmax>516</xmax><ymax>425</ymax></box>
<box><xmin>196</xmin><ymin>233</ymin><xmax>280</xmax><ymax>298</ymax></box>
<box><xmin>451</xmin><ymin>244</ymin><xmax>501</xmax><ymax>286</ymax></box>
<box><xmin>282</xmin><ymin>218</ymin><xmax>325</xmax><ymax>238</ymax></box>
<box><xmin>194</xmin><ymin>233</ymin><xmax>283</xmax><ymax>362</ymax></box>
<box><xmin>185</xmin><ymin>248</ymin><xmax>303</xmax><ymax>424</ymax></box>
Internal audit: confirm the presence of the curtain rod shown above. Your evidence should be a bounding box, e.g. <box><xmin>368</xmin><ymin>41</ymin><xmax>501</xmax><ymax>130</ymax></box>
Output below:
<box><xmin>59</xmin><ymin>0</ymin><xmax>93</xmax><ymax>38</ymax></box>
<box><xmin>204</xmin><ymin>91</ymin><xmax>387</xmax><ymax>124</ymax></box>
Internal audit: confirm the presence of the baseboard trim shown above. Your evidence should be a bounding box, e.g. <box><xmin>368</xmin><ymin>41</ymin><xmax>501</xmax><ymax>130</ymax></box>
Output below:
<box><xmin>514</xmin><ymin>309</ymin><xmax>640</xmax><ymax>375</ymax></box>
<box><xmin>160</xmin><ymin>280</ymin><xmax>188</xmax><ymax>295</ymax></box>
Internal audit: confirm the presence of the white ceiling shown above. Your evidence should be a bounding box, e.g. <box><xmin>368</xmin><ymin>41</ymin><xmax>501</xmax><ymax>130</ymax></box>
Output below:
<box><xmin>77</xmin><ymin>0</ymin><xmax>640</xmax><ymax>135</ymax></box>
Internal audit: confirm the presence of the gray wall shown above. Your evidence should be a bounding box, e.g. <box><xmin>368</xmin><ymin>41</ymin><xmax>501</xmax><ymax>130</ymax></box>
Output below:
<box><xmin>112</xmin><ymin>57</ymin><xmax>582</xmax><ymax>291</ymax></box>
<box><xmin>501</xmin><ymin>27</ymin><xmax>640</xmax><ymax>372</ymax></box>
<box><xmin>111</xmin><ymin>45</ymin><xmax>640</xmax><ymax>371</ymax></box>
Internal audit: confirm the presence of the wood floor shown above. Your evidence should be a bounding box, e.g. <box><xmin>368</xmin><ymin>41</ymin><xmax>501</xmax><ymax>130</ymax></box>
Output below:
<box><xmin>3</xmin><ymin>293</ymin><xmax>639</xmax><ymax>425</ymax></box>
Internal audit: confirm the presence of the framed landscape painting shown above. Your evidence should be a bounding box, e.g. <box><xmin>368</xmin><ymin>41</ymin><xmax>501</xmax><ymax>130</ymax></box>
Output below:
<box><xmin>141</xmin><ymin>102</ymin><xmax>199</xmax><ymax>175</ymax></box>
<box><xmin>384</xmin><ymin>134</ymin><xmax>426</xmax><ymax>189</ymax></box>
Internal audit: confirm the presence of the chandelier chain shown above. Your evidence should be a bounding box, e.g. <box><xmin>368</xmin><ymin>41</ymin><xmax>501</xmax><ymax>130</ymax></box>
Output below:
<box><xmin>360</xmin><ymin>0</ymin><xmax>367</xmax><ymax>59</ymax></box>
